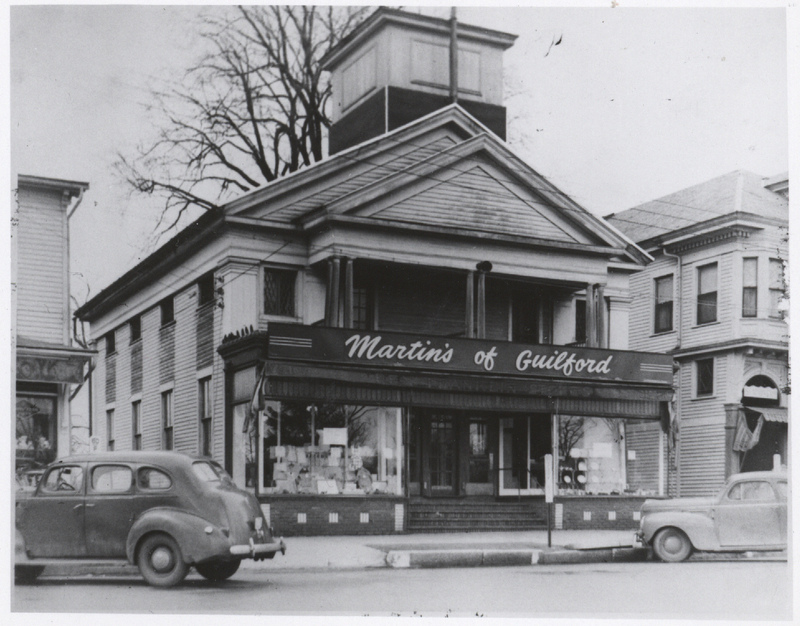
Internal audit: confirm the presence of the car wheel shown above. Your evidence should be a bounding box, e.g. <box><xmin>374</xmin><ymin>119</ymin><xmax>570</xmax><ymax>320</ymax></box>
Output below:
<box><xmin>652</xmin><ymin>527</ymin><xmax>693</xmax><ymax>562</ymax></box>
<box><xmin>137</xmin><ymin>533</ymin><xmax>189</xmax><ymax>588</ymax></box>
<box><xmin>195</xmin><ymin>559</ymin><xmax>241</xmax><ymax>582</ymax></box>
<box><xmin>15</xmin><ymin>565</ymin><xmax>44</xmax><ymax>584</ymax></box>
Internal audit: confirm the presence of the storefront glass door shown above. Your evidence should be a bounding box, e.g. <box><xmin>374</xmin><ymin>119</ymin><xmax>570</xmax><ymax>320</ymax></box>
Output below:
<box><xmin>498</xmin><ymin>415</ymin><xmax>551</xmax><ymax>495</ymax></box>
<box><xmin>429</xmin><ymin>416</ymin><xmax>456</xmax><ymax>495</ymax></box>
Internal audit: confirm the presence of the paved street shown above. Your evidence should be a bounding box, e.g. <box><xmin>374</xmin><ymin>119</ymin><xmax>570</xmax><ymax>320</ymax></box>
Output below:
<box><xmin>13</xmin><ymin>561</ymin><xmax>791</xmax><ymax>619</ymax></box>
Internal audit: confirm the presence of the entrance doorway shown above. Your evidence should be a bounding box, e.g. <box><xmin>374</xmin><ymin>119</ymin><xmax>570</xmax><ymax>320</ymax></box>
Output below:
<box><xmin>428</xmin><ymin>415</ymin><xmax>457</xmax><ymax>495</ymax></box>
<box><xmin>498</xmin><ymin>415</ymin><xmax>551</xmax><ymax>495</ymax></box>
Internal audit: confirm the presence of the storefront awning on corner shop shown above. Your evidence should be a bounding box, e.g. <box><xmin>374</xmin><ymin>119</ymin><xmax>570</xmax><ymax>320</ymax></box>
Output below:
<box><xmin>752</xmin><ymin>407</ymin><xmax>788</xmax><ymax>423</ymax></box>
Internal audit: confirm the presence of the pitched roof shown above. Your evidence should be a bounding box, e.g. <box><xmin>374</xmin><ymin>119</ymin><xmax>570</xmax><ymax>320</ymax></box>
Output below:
<box><xmin>606</xmin><ymin>170</ymin><xmax>788</xmax><ymax>244</ymax></box>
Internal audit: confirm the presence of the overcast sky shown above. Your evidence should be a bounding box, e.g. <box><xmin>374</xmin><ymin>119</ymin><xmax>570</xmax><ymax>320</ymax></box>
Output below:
<box><xmin>8</xmin><ymin>3</ymin><xmax>795</xmax><ymax>303</ymax></box>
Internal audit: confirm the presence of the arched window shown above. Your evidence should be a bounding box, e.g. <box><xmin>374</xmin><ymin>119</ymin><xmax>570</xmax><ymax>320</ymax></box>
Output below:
<box><xmin>742</xmin><ymin>375</ymin><xmax>780</xmax><ymax>408</ymax></box>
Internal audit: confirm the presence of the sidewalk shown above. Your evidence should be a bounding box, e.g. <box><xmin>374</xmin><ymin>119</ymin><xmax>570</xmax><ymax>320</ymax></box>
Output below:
<box><xmin>244</xmin><ymin>529</ymin><xmax>642</xmax><ymax>570</ymax></box>
<box><xmin>31</xmin><ymin>530</ymin><xmax>787</xmax><ymax>578</ymax></box>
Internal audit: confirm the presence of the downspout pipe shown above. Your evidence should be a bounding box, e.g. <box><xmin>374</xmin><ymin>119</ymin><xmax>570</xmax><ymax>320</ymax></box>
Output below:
<box><xmin>661</xmin><ymin>246</ymin><xmax>681</xmax><ymax>496</ymax></box>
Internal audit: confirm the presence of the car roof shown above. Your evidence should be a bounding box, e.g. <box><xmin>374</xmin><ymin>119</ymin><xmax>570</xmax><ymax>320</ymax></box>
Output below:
<box><xmin>728</xmin><ymin>471</ymin><xmax>787</xmax><ymax>482</ymax></box>
<box><xmin>52</xmin><ymin>450</ymin><xmax>213</xmax><ymax>468</ymax></box>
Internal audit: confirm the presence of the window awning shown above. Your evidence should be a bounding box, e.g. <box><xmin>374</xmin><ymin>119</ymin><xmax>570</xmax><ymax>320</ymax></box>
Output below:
<box><xmin>753</xmin><ymin>407</ymin><xmax>788</xmax><ymax>423</ymax></box>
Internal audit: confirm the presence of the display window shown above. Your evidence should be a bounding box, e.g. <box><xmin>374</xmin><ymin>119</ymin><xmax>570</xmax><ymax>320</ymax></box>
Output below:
<box><xmin>256</xmin><ymin>402</ymin><xmax>404</xmax><ymax>496</ymax></box>
<box><xmin>16</xmin><ymin>395</ymin><xmax>57</xmax><ymax>488</ymax></box>
<box><xmin>556</xmin><ymin>415</ymin><xmax>628</xmax><ymax>495</ymax></box>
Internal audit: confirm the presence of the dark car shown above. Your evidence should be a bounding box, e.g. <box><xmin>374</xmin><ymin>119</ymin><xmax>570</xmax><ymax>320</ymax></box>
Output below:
<box><xmin>15</xmin><ymin>451</ymin><xmax>285</xmax><ymax>587</ymax></box>
<box><xmin>638</xmin><ymin>470</ymin><xmax>787</xmax><ymax>562</ymax></box>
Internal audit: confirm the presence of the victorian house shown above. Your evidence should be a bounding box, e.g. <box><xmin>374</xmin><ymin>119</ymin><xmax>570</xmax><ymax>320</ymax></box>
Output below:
<box><xmin>14</xmin><ymin>175</ymin><xmax>95</xmax><ymax>486</ymax></box>
<box><xmin>76</xmin><ymin>9</ymin><xmax>674</xmax><ymax>534</ymax></box>
<box><xmin>607</xmin><ymin>171</ymin><xmax>789</xmax><ymax>497</ymax></box>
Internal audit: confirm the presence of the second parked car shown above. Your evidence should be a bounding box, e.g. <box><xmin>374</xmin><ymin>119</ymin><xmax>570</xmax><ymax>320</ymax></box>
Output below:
<box><xmin>638</xmin><ymin>470</ymin><xmax>787</xmax><ymax>562</ymax></box>
<box><xmin>15</xmin><ymin>451</ymin><xmax>285</xmax><ymax>586</ymax></box>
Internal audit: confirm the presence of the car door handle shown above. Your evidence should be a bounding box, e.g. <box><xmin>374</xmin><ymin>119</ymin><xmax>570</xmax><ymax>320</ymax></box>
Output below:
<box><xmin>73</xmin><ymin>504</ymin><xmax>83</xmax><ymax>510</ymax></box>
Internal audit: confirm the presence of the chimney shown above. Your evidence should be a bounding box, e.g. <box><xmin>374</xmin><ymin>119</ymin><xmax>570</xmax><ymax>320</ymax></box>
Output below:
<box><xmin>321</xmin><ymin>8</ymin><xmax>517</xmax><ymax>155</ymax></box>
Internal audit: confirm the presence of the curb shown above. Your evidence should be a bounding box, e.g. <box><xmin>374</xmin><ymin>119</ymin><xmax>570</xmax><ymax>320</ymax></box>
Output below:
<box><xmin>385</xmin><ymin>546</ymin><xmax>649</xmax><ymax>568</ymax></box>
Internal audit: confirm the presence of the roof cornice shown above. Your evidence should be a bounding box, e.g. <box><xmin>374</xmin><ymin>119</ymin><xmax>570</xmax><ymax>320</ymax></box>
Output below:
<box><xmin>74</xmin><ymin>210</ymin><xmax>225</xmax><ymax>321</ymax></box>
<box><xmin>320</xmin><ymin>8</ymin><xmax>517</xmax><ymax>71</ymax></box>
<box><xmin>18</xmin><ymin>174</ymin><xmax>89</xmax><ymax>197</ymax></box>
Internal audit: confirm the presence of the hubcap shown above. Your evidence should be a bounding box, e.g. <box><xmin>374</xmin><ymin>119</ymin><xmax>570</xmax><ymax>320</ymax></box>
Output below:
<box><xmin>151</xmin><ymin>546</ymin><xmax>174</xmax><ymax>571</ymax></box>
<box><xmin>664</xmin><ymin>535</ymin><xmax>682</xmax><ymax>554</ymax></box>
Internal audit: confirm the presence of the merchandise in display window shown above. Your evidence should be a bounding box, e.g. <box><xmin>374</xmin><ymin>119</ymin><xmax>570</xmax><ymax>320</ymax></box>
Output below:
<box><xmin>256</xmin><ymin>402</ymin><xmax>404</xmax><ymax>496</ymax></box>
<box><xmin>16</xmin><ymin>395</ymin><xmax>57</xmax><ymax>488</ymax></box>
<box><xmin>556</xmin><ymin>415</ymin><xmax>628</xmax><ymax>495</ymax></box>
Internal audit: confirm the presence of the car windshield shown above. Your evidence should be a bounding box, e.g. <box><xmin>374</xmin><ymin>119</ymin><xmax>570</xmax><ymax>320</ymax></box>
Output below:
<box><xmin>192</xmin><ymin>461</ymin><xmax>234</xmax><ymax>486</ymax></box>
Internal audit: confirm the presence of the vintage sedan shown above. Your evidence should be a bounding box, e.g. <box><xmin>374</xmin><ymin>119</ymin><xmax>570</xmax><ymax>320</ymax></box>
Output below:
<box><xmin>15</xmin><ymin>451</ymin><xmax>286</xmax><ymax>587</ymax></box>
<box><xmin>638</xmin><ymin>470</ymin><xmax>787</xmax><ymax>562</ymax></box>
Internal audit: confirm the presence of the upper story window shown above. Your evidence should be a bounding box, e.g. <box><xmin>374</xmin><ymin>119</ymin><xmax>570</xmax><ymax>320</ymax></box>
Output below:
<box><xmin>129</xmin><ymin>316</ymin><xmax>141</xmax><ymax>343</ymax></box>
<box><xmin>654</xmin><ymin>274</ymin><xmax>674</xmax><ymax>333</ymax></box>
<box><xmin>742</xmin><ymin>258</ymin><xmax>758</xmax><ymax>318</ymax></box>
<box><xmin>198</xmin><ymin>377</ymin><xmax>212</xmax><ymax>457</ymax></box>
<box><xmin>106</xmin><ymin>409</ymin><xmax>115</xmax><ymax>451</ymax></box>
<box><xmin>769</xmin><ymin>258</ymin><xmax>785</xmax><ymax>319</ymax></box>
<box><xmin>695</xmin><ymin>358</ymin><xmax>714</xmax><ymax>397</ymax></box>
<box><xmin>132</xmin><ymin>400</ymin><xmax>142</xmax><ymax>450</ymax></box>
<box><xmin>162</xmin><ymin>390</ymin><xmax>174</xmax><ymax>451</ymax></box>
<box><xmin>197</xmin><ymin>273</ymin><xmax>215</xmax><ymax>307</ymax></box>
<box><xmin>160</xmin><ymin>297</ymin><xmax>175</xmax><ymax>326</ymax></box>
<box><xmin>353</xmin><ymin>287</ymin><xmax>373</xmax><ymax>330</ymax></box>
<box><xmin>696</xmin><ymin>263</ymin><xmax>718</xmax><ymax>325</ymax></box>
<box><xmin>263</xmin><ymin>268</ymin><xmax>296</xmax><ymax>317</ymax></box>
<box><xmin>106</xmin><ymin>330</ymin><xmax>116</xmax><ymax>356</ymax></box>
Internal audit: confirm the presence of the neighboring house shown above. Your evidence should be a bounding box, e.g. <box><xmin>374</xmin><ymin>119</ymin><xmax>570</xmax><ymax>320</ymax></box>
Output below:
<box><xmin>75</xmin><ymin>9</ymin><xmax>674</xmax><ymax>535</ymax></box>
<box><xmin>13</xmin><ymin>175</ymin><xmax>95</xmax><ymax>486</ymax></box>
<box><xmin>607</xmin><ymin>171</ymin><xmax>789</xmax><ymax>497</ymax></box>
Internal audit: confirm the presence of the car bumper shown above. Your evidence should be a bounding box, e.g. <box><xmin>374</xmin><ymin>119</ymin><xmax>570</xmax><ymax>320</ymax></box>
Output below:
<box><xmin>230</xmin><ymin>538</ymin><xmax>286</xmax><ymax>559</ymax></box>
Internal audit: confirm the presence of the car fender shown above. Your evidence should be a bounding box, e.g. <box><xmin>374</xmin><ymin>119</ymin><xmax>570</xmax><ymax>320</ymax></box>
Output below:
<box><xmin>642</xmin><ymin>511</ymin><xmax>719</xmax><ymax>551</ymax></box>
<box><xmin>126</xmin><ymin>507</ymin><xmax>231</xmax><ymax>565</ymax></box>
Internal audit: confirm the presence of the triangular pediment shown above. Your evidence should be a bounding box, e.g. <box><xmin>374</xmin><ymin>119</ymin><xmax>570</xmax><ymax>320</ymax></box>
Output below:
<box><xmin>224</xmin><ymin>104</ymin><xmax>647</xmax><ymax>262</ymax></box>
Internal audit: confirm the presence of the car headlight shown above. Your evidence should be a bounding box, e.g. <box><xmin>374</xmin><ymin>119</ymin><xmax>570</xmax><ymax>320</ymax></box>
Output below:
<box><xmin>254</xmin><ymin>517</ymin><xmax>263</xmax><ymax>531</ymax></box>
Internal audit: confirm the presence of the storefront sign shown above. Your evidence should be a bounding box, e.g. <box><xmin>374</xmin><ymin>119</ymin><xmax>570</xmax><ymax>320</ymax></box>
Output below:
<box><xmin>16</xmin><ymin>355</ymin><xmax>86</xmax><ymax>384</ymax></box>
<box><xmin>267</xmin><ymin>324</ymin><xmax>673</xmax><ymax>385</ymax></box>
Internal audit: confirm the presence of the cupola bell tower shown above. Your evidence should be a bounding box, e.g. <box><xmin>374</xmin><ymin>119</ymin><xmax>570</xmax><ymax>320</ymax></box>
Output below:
<box><xmin>321</xmin><ymin>9</ymin><xmax>517</xmax><ymax>155</ymax></box>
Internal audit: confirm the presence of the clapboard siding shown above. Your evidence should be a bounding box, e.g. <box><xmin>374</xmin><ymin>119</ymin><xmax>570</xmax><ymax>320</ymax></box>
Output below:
<box><xmin>252</xmin><ymin>134</ymin><xmax>459</xmax><ymax>222</ymax></box>
<box><xmin>174</xmin><ymin>286</ymin><xmax>199</xmax><ymax>452</ymax></box>
<box><xmin>16</xmin><ymin>187</ymin><xmax>68</xmax><ymax>342</ymax></box>
<box><xmin>141</xmin><ymin>307</ymin><xmax>162</xmax><ymax>450</ymax></box>
<box><xmin>372</xmin><ymin>163</ymin><xmax>578</xmax><ymax>242</ymax></box>
<box><xmin>681</xmin><ymin>251</ymin><xmax>734</xmax><ymax>347</ymax></box>
<box><xmin>378</xmin><ymin>269</ymin><xmax>465</xmax><ymax>336</ymax></box>
<box><xmin>115</xmin><ymin>325</ymin><xmax>133</xmax><ymax>450</ymax></box>
<box><xmin>625</xmin><ymin>422</ymin><xmax>661</xmax><ymax>493</ymax></box>
<box><xmin>196</xmin><ymin>302</ymin><xmax>215</xmax><ymax>369</ymax></box>
<box><xmin>676</xmin><ymin>421</ymin><xmax>726</xmax><ymax>496</ymax></box>
<box><xmin>211</xmin><ymin>295</ymin><xmax>225</xmax><ymax>462</ymax></box>
<box><xmin>627</xmin><ymin>255</ymin><xmax>678</xmax><ymax>353</ymax></box>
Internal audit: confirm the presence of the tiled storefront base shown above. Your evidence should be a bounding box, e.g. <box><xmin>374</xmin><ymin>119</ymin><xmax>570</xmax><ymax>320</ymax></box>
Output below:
<box><xmin>261</xmin><ymin>495</ymin><xmax>405</xmax><ymax>537</ymax></box>
<box><xmin>260</xmin><ymin>495</ymin><xmax>655</xmax><ymax>536</ymax></box>
<box><xmin>553</xmin><ymin>496</ymin><xmax>653</xmax><ymax>531</ymax></box>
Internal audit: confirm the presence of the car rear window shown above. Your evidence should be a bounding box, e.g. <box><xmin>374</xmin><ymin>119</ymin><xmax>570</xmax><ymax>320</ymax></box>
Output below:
<box><xmin>727</xmin><ymin>481</ymin><xmax>775</xmax><ymax>501</ymax></box>
<box><xmin>192</xmin><ymin>460</ymin><xmax>234</xmax><ymax>485</ymax></box>
<box><xmin>92</xmin><ymin>465</ymin><xmax>133</xmax><ymax>493</ymax></box>
<box><xmin>138</xmin><ymin>467</ymin><xmax>173</xmax><ymax>490</ymax></box>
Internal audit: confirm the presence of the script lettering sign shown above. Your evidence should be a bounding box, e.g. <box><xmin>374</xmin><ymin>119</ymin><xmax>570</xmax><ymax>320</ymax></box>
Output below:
<box><xmin>267</xmin><ymin>324</ymin><xmax>673</xmax><ymax>385</ymax></box>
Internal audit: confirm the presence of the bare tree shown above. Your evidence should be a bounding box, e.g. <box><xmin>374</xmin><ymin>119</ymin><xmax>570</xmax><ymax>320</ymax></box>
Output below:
<box><xmin>116</xmin><ymin>5</ymin><xmax>371</xmax><ymax>233</ymax></box>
